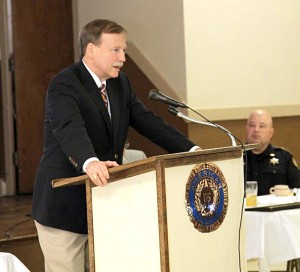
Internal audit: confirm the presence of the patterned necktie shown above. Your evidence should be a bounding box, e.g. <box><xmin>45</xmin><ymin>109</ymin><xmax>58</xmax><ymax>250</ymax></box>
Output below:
<box><xmin>100</xmin><ymin>84</ymin><xmax>108</xmax><ymax>108</ymax></box>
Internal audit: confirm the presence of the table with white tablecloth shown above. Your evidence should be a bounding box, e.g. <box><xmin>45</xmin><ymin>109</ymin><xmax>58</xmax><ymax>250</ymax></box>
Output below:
<box><xmin>0</xmin><ymin>252</ymin><xmax>30</xmax><ymax>272</ymax></box>
<box><xmin>245</xmin><ymin>195</ymin><xmax>300</xmax><ymax>272</ymax></box>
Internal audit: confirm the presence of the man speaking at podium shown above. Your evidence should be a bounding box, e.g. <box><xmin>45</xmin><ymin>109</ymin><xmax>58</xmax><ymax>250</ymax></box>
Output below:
<box><xmin>32</xmin><ymin>19</ymin><xmax>199</xmax><ymax>272</ymax></box>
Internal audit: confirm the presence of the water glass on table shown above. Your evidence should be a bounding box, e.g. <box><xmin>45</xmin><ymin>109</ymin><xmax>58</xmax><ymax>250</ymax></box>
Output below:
<box><xmin>246</xmin><ymin>181</ymin><xmax>258</xmax><ymax>207</ymax></box>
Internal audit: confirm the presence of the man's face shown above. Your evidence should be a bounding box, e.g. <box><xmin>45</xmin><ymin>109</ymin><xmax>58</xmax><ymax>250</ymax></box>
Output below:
<box><xmin>86</xmin><ymin>32</ymin><xmax>127</xmax><ymax>81</ymax></box>
<box><xmin>246</xmin><ymin>112</ymin><xmax>274</xmax><ymax>150</ymax></box>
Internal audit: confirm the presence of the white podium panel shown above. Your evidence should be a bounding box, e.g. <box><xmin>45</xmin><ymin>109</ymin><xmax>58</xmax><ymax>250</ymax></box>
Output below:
<box><xmin>165</xmin><ymin>158</ymin><xmax>246</xmax><ymax>272</ymax></box>
<box><xmin>92</xmin><ymin>170</ymin><xmax>161</xmax><ymax>272</ymax></box>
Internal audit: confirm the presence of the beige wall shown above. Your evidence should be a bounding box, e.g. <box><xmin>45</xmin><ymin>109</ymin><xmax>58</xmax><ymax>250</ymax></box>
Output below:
<box><xmin>184</xmin><ymin>0</ymin><xmax>300</xmax><ymax>119</ymax></box>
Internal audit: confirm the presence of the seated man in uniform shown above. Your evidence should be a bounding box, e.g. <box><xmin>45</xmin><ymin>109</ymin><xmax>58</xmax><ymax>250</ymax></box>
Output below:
<box><xmin>245</xmin><ymin>109</ymin><xmax>300</xmax><ymax>195</ymax></box>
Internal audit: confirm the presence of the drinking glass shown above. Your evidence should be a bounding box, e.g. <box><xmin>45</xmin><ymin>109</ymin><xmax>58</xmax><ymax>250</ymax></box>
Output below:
<box><xmin>246</xmin><ymin>181</ymin><xmax>258</xmax><ymax>206</ymax></box>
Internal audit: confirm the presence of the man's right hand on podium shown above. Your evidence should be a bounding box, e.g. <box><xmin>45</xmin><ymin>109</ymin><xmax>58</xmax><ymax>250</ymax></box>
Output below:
<box><xmin>86</xmin><ymin>160</ymin><xmax>119</xmax><ymax>186</ymax></box>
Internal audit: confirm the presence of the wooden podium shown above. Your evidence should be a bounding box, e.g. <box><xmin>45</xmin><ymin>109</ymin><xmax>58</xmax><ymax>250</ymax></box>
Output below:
<box><xmin>52</xmin><ymin>145</ymin><xmax>249</xmax><ymax>272</ymax></box>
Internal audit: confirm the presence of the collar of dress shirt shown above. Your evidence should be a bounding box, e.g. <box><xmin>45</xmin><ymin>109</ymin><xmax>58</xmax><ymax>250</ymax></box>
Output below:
<box><xmin>82</xmin><ymin>59</ymin><xmax>106</xmax><ymax>88</ymax></box>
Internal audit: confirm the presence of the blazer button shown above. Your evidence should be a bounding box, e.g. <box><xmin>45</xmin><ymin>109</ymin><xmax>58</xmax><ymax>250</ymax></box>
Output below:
<box><xmin>114</xmin><ymin>154</ymin><xmax>119</xmax><ymax>160</ymax></box>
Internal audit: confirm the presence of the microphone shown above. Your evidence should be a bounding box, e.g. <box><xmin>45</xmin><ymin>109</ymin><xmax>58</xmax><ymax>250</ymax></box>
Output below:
<box><xmin>149</xmin><ymin>89</ymin><xmax>243</xmax><ymax>147</ymax></box>
<box><xmin>168</xmin><ymin>106</ymin><xmax>239</xmax><ymax>147</ymax></box>
<box><xmin>148</xmin><ymin>89</ymin><xmax>188</xmax><ymax>108</ymax></box>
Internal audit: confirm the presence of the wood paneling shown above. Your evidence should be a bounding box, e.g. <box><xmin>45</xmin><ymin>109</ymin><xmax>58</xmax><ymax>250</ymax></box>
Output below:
<box><xmin>0</xmin><ymin>64</ymin><xmax>4</xmax><ymax>177</ymax></box>
<box><xmin>11</xmin><ymin>0</ymin><xmax>74</xmax><ymax>193</ymax></box>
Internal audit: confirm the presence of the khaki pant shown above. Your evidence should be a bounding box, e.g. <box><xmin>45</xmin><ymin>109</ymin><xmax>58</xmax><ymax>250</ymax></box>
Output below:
<box><xmin>35</xmin><ymin>221</ymin><xmax>89</xmax><ymax>272</ymax></box>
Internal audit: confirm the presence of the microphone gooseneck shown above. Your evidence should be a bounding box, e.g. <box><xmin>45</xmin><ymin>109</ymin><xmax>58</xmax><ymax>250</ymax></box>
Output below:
<box><xmin>168</xmin><ymin>106</ymin><xmax>238</xmax><ymax>146</ymax></box>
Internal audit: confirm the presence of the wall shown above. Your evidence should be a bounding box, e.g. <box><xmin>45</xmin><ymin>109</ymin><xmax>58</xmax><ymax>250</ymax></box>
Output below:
<box><xmin>74</xmin><ymin>0</ymin><xmax>300</xmax><ymax>120</ymax></box>
<box><xmin>122</xmin><ymin>54</ymin><xmax>300</xmax><ymax>166</ymax></box>
<box><xmin>122</xmin><ymin>55</ymin><xmax>189</xmax><ymax>157</ymax></box>
<box><xmin>183</xmin><ymin>0</ymin><xmax>300</xmax><ymax>119</ymax></box>
<box><xmin>0</xmin><ymin>63</ymin><xmax>4</xmax><ymax>178</ymax></box>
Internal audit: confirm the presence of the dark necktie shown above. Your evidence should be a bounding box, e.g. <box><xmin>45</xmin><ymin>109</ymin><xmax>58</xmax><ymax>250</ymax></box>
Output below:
<box><xmin>100</xmin><ymin>84</ymin><xmax>108</xmax><ymax>108</ymax></box>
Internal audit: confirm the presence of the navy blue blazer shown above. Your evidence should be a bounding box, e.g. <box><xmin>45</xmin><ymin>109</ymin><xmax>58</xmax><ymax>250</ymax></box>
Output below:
<box><xmin>32</xmin><ymin>60</ymin><xmax>195</xmax><ymax>234</ymax></box>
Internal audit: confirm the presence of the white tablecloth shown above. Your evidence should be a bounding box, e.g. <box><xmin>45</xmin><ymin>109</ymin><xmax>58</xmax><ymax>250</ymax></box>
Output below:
<box><xmin>245</xmin><ymin>195</ymin><xmax>300</xmax><ymax>271</ymax></box>
<box><xmin>0</xmin><ymin>252</ymin><xmax>30</xmax><ymax>272</ymax></box>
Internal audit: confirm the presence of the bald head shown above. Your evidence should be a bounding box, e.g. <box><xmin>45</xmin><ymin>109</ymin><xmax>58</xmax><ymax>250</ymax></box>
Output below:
<box><xmin>246</xmin><ymin>109</ymin><xmax>274</xmax><ymax>154</ymax></box>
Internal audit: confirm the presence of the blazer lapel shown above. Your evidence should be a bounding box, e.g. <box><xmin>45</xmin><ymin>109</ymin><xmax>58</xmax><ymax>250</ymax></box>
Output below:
<box><xmin>77</xmin><ymin>61</ymin><xmax>112</xmax><ymax>137</ymax></box>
